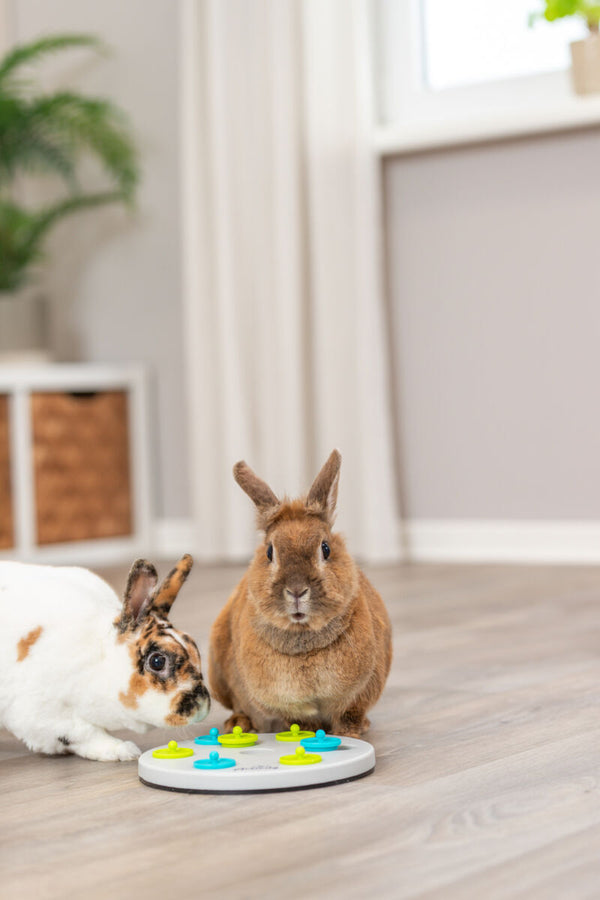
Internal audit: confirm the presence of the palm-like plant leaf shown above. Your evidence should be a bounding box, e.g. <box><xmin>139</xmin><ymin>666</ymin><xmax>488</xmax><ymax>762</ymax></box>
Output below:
<box><xmin>0</xmin><ymin>202</ymin><xmax>45</xmax><ymax>292</ymax></box>
<box><xmin>27</xmin><ymin>93</ymin><xmax>138</xmax><ymax>198</ymax></box>
<box><xmin>0</xmin><ymin>32</ymin><xmax>139</xmax><ymax>292</ymax></box>
<box><xmin>0</xmin><ymin>95</ymin><xmax>76</xmax><ymax>185</ymax></box>
<box><xmin>0</xmin><ymin>192</ymin><xmax>123</xmax><ymax>292</ymax></box>
<box><xmin>0</xmin><ymin>35</ymin><xmax>103</xmax><ymax>86</ymax></box>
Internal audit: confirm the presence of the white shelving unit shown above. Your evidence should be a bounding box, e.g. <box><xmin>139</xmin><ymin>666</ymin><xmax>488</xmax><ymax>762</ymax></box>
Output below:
<box><xmin>0</xmin><ymin>363</ymin><xmax>152</xmax><ymax>565</ymax></box>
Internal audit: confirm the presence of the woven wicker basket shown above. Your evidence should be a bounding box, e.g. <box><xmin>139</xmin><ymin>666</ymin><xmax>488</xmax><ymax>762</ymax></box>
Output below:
<box><xmin>0</xmin><ymin>394</ymin><xmax>14</xmax><ymax>549</ymax></box>
<box><xmin>31</xmin><ymin>391</ymin><xmax>133</xmax><ymax>545</ymax></box>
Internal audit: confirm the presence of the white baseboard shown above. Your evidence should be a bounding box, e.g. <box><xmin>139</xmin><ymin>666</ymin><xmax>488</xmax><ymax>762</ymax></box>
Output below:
<box><xmin>1</xmin><ymin>520</ymin><xmax>194</xmax><ymax>567</ymax></box>
<box><xmin>0</xmin><ymin>537</ymin><xmax>150</xmax><ymax>568</ymax></box>
<box><xmin>154</xmin><ymin>518</ymin><xmax>600</xmax><ymax>565</ymax></box>
<box><xmin>405</xmin><ymin>520</ymin><xmax>600</xmax><ymax>564</ymax></box>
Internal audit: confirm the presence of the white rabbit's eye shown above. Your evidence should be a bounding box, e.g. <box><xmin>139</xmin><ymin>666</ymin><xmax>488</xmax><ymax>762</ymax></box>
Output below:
<box><xmin>321</xmin><ymin>541</ymin><xmax>331</xmax><ymax>560</ymax></box>
<box><xmin>148</xmin><ymin>652</ymin><xmax>166</xmax><ymax>672</ymax></box>
<box><xmin>266</xmin><ymin>543</ymin><xmax>273</xmax><ymax>562</ymax></box>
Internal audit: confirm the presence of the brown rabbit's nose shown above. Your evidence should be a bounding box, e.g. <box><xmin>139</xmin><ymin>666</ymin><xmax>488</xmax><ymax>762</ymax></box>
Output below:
<box><xmin>285</xmin><ymin>587</ymin><xmax>308</xmax><ymax>601</ymax></box>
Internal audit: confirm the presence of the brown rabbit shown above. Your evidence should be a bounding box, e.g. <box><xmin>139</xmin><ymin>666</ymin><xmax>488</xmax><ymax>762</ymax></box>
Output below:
<box><xmin>208</xmin><ymin>450</ymin><xmax>392</xmax><ymax>738</ymax></box>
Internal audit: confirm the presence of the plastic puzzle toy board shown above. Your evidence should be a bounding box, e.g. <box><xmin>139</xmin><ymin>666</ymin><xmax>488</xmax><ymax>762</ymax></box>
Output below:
<box><xmin>138</xmin><ymin>733</ymin><xmax>376</xmax><ymax>794</ymax></box>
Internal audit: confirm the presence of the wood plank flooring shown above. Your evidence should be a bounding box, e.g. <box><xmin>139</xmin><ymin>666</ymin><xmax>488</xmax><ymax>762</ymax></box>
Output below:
<box><xmin>2</xmin><ymin>562</ymin><xmax>600</xmax><ymax>899</ymax></box>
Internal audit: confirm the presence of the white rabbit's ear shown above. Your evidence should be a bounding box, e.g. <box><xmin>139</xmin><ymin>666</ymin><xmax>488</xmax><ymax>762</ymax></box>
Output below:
<box><xmin>152</xmin><ymin>554</ymin><xmax>193</xmax><ymax>619</ymax></box>
<box><xmin>121</xmin><ymin>559</ymin><xmax>158</xmax><ymax>628</ymax></box>
<box><xmin>307</xmin><ymin>449</ymin><xmax>341</xmax><ymax>525</ymax></box>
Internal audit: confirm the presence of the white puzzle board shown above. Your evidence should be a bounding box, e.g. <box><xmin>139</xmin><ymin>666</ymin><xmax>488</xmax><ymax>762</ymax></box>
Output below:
<box><xmin>138</xmin><ymin>732</ymin><xmax>376</xmax><ymax>794</ymax></box>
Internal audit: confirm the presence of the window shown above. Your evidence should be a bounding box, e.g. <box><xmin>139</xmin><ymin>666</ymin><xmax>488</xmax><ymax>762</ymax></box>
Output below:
<box><xmin>423</xmin><ymin>0</ymin><xmax>587</xmax><ymax>90</ymax></box>
<box><xmin>373</xmin><ymin>0</ymin><xmax>600</xmax><ymax>154</ymax></box>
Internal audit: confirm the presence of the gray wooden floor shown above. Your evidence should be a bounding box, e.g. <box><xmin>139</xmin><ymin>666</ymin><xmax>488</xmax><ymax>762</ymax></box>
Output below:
<box><xmin>2</xmin><ymin>561</ymin><xmax>600</xmax><ymax>899</ymax></box>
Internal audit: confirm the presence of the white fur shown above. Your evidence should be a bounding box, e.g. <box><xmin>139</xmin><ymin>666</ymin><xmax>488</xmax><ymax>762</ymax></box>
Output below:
<box><xmin>0</xmin><ymin>561</ymin><xmax>208</xmax><ymax>761</ymax></box>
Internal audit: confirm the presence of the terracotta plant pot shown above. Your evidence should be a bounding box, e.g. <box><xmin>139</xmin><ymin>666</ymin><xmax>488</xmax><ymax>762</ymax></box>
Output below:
<box><xmin>570</xmin><ymin>33</ymin><xmax>600</xmax><ymax>95</ymax></box>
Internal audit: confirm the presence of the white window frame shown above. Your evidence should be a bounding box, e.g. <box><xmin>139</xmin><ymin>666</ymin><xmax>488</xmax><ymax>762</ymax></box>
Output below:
<box><xmin>373</xmin><ymin>0</ymin><xmax>600</xmax><ymax>156</ymax></box>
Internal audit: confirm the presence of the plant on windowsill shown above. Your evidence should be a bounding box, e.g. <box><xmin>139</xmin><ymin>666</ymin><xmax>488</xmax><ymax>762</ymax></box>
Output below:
<box><xmin>0</xmin><ymin>34</ymin><xmax>139</xmax><ymax>361</ymax></box>
<box><xmin>530</xmin><ymin>1</ymin><xmax>600</xmax><ymax>94</ymax></box>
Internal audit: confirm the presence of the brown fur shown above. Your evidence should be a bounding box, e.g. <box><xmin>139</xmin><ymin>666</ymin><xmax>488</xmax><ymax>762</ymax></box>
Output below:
<box><xmin>152</xmin><ymin>554</ymin><xmax>193</xmax><ymax>619</ymax></box>
<box><xmin>17</xmin><ymin>626</ymin><xmax>43</xmax><ymax>662</ymax></box>
<box><xmin>208</xmin><ymin>451</ymin><xmax>392</xmax><ymax>738</ymax></box>
<box><xmin>119</xmin><ymin>672</ymin><xmax>148</xmax><ymax>709</ymax></box>
<box><xmin>165</xmin><ymin>710</ymin><xmax>188</xmax><ymax>727</ymax></box>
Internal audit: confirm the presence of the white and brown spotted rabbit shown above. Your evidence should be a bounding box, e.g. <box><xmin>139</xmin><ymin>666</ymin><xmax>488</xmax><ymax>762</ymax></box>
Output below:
<box><xmin>209</xmin><ymin>450</ymin><xmax>392</xmax><ymax>738</ymax></box>
<box><xmin>0</xmin><ymin>555</ymin><xmax>210</xmax><ymax>760</ymax></box>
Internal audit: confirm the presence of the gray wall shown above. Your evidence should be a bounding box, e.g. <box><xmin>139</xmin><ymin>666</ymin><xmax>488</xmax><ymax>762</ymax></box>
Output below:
<box><xmin>385</xmin><ymin>128</ymin><xmax>600</xmax><ymax>520</ymax></box>
<box><xmin>12</xmin><ymin>0</ymin><xmax>189</xmax><ymax>520</ymax></box>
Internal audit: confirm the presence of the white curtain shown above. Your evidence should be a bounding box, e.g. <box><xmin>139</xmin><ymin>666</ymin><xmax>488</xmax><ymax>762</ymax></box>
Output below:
<box><xmin>182</xmin><ymin>0</ymin><xmax>402</xmax><ymax>562</ymax></box>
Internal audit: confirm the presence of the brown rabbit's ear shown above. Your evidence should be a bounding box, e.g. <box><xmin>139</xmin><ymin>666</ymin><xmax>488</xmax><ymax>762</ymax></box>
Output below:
<box><xmin>234</xmin><ymin>461</ymin><xmax>280</xmax><ymax>531</ymax></box>
<box><xmin>152</xmin><ymin>554</ymin><xmax>193</xmax><ymax>619</ymax></box>
<box><xmin>121</xmin><ymin>559</ymin><xmax>158</xmax><ymax>628</ymax></box>
<box><xmin>233</xmin><ymin>461</ymin><xmax>280</xmax><ymax>509</ymax></box>
<box><xmin>307</xmin><ymin>449</ymin><xmax>341</xmax><ymax>525</ymax></box>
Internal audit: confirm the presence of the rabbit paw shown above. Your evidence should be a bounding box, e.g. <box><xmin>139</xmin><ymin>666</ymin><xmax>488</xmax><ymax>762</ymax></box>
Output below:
<box><xmin>334</xmin><ymin>712</ymin><xmax>370</xmax><ymax>739</ymax></box>
<box><xmin>224</xmin><ymin>712</ymin><xmax>255</xmax><ymax>733</ymax></box>
<box><xmin>74</xmin><ymin>734</ymin><xmax>141</xmax><ymax>762</ymax></box>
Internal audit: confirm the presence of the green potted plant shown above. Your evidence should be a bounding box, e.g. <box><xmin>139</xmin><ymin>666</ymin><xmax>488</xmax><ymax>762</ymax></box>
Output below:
<box><xmin>0</xmin><ymin>34</ymin><xmax>139</xmax><ymax>360</ymax></box>
<box><xmin>530</xmin><ymin>1</ymin><xmax>600</xmax><ymax>94</ymax></box>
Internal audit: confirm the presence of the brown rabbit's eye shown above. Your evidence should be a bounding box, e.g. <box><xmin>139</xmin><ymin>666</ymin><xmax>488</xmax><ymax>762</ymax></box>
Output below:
<box><xmin>266</xmin><ymin>543</ymin><xmax>273</xmax><ymax>562</ymax></box>
<box><xmin>321</xmin><ymin>541</ymin><xmax>331</xmax><ymax>560</ymax></box>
